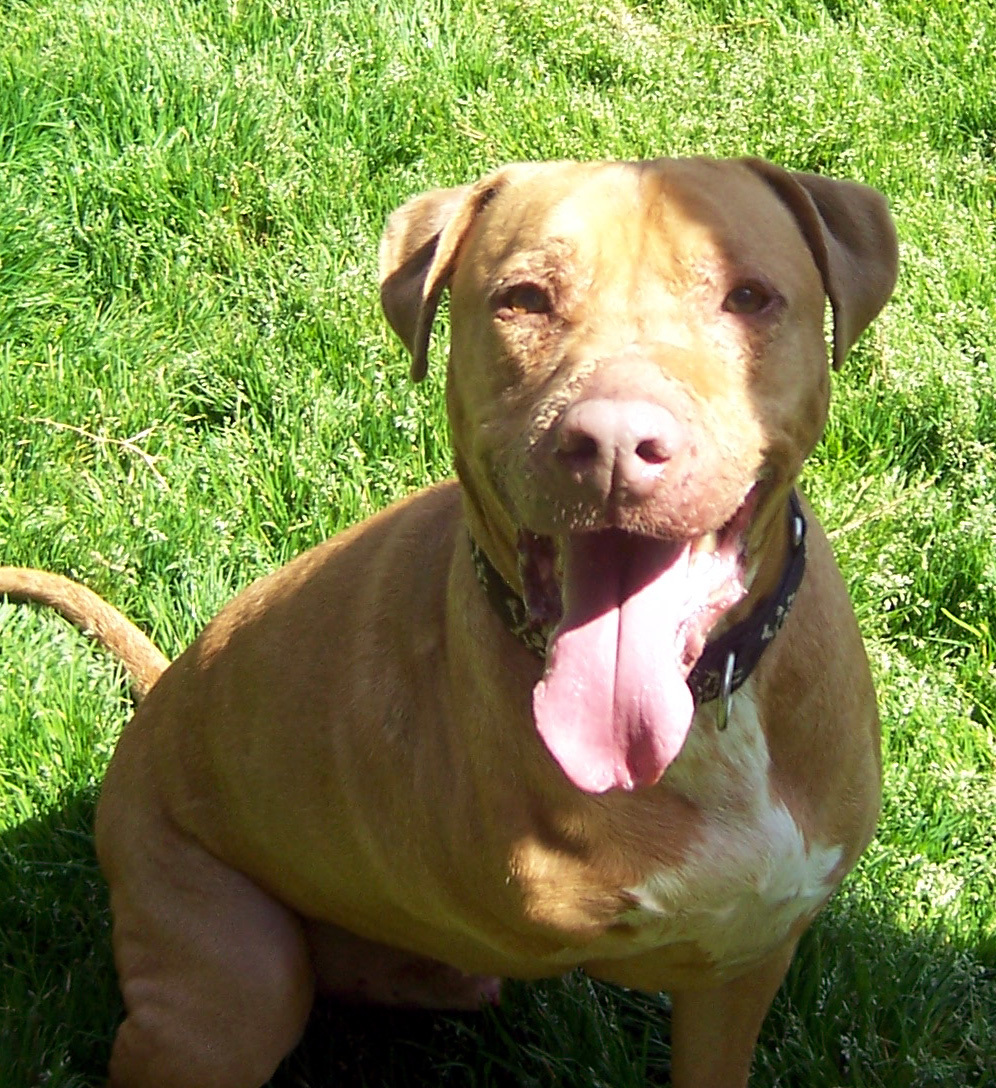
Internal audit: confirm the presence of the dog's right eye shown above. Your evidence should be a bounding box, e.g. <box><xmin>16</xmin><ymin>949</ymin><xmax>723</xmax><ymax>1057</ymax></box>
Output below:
<box><xmin>496</xmin><ymin>283</ymin><xmax>553</xmax><ymax>316</ymax></box>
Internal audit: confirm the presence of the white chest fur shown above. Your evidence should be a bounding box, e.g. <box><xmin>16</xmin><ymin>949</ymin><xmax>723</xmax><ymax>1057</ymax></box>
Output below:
<box><xmin>616</xmin><ymin>681</ymin><xmax>842</xmax><ymax>970</ymax></box>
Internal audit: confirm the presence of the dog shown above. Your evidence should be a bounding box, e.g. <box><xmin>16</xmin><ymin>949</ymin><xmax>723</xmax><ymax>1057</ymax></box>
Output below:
<box><xmin>1</xmin><ymin>155</ymin><xmax>897</xmax><ymax>1087</ymax></box>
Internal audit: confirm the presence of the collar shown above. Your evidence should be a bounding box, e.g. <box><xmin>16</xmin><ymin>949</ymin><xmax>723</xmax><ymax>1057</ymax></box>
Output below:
<box><xmin>469</xmin><ymin>492</ymin><xmax>807</xmax><ymax>730</ymax></box>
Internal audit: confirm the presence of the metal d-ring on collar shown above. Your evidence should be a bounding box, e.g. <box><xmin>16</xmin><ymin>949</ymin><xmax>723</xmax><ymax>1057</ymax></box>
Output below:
<box><xmin>716</xmin><ymin>649</ymin><xmax>738</xmax><ymax>733</ymax></box>
<box><xmin>469</xmin><ymin>492</ymin><xmax>808</xmax><ymax>732</ymax></box>
<box><xmin>697</xmin><ymin>495</ymin><xmax>807</xmax><ymax>731</ymax></box>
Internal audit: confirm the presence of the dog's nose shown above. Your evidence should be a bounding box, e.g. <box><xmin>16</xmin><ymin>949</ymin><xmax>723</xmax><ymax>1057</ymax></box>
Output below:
<box><xmin>555</xmin><ymin>398</ymin><xmax>684</xmax><ymax>500</ymax></box>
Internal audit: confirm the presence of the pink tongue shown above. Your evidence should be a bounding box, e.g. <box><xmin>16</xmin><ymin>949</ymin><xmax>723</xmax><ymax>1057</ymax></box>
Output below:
<box><xmin>532</xmin><ymin>532</ymin><xmax>695</xmax><ymax>793</ymax></box>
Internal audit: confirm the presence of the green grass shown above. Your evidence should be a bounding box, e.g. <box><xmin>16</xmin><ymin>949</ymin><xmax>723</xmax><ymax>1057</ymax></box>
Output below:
<box><xmin>2</xmin><ymin>0</ymin><xmax>995</xmax><ymax>1084</ymax></box>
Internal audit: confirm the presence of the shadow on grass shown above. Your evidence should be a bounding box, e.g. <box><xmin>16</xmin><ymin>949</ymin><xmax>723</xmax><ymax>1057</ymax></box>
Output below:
<box><xmin>0</xmin><ymin>789</ymin><xmax>119</xmax><ymax>1088</ymax></box>
<box><xmin>3</xmin><ymin>795</ymin><xmax>995</xmax><ymax>1088</ymax></box>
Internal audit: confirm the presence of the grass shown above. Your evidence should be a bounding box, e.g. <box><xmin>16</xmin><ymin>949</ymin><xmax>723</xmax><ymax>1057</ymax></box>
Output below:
<box><xmin>1</xmin><ymin>0</ymin><xmax>995</xmax><ymax>1084</ymax></box>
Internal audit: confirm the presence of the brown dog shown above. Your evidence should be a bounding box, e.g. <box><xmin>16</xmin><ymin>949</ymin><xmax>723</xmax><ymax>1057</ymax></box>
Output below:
<box><xmin>1</xmin><ymin>156</ymin><xmax>897</xmax><ymax>1088</ymax></box>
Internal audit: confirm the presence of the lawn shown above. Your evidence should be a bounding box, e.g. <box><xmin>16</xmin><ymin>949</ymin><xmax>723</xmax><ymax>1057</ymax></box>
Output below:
<box><xmin>2</xmin><ymin>0</ymin><xmax>995</xmax><ymax>1084</ymax></box>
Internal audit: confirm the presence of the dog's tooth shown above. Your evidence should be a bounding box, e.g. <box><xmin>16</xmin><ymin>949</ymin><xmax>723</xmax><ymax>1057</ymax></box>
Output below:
<box><xmin>693</xmin><ymin>531</ymin><xmax>719</xmax><ymax>556</ymax></box>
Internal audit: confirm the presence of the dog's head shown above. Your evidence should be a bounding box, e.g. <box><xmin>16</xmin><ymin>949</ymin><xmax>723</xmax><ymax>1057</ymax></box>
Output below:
<box><xmin>379</xmin><ymin>157</ymin><xmax>897</xmax><ymax>792</ymax></box>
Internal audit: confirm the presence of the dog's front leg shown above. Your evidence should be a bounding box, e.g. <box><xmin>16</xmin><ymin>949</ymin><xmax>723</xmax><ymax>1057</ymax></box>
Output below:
<box><xmin>668</xmin><ymin>938</ymin><xmax>797</xmax><ymax>1088</ymax></box>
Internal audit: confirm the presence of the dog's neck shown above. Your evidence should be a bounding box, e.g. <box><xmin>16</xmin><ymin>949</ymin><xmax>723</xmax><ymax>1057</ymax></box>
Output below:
<box><xmin>469</xmin><ymin>493</ymin><xmax>807</xmax><ymax>727</ymax></box>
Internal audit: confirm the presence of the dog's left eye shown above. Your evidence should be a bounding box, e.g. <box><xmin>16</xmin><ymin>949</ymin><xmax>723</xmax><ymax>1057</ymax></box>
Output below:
<box><xmin>722</xmin><ymin>282</ymin><xmax>774</xmax><ymax>315</ymax></box>
<box><xmin>497</xmin><ymin>283</ymin><xmax>553</xmax><ymax>316</ymax></box>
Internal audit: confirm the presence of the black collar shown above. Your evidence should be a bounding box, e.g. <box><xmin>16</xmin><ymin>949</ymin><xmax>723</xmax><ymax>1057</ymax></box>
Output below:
<box><xmin>469</xmin><ymin>493</ymin><xmax>807</xmax><ymax>729</ymax></box>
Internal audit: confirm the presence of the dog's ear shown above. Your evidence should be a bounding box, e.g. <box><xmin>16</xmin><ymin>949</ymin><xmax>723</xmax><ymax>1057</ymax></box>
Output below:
<box><xmin>379</xmin><ymin>171</ymin><xmax>510</xmax><ymax>382</ymax></box>
<box><xmin>742</xmin><ymin>159</ymin><xmax>899</xmax><ymax>369</ymax></box>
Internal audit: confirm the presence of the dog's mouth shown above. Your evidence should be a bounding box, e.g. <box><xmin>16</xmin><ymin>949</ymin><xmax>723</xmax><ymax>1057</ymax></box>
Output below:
<box><xmin>521</xmin><ymin>487</ymin><xmax>758</xmax><ymax>794</ymax></box>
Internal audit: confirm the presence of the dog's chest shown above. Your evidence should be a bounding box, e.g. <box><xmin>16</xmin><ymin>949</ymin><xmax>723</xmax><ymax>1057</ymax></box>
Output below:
<box><xmin>518</xmin><ymin>684</ymin><xmax>842</xmax><ymax>971</ymax></box>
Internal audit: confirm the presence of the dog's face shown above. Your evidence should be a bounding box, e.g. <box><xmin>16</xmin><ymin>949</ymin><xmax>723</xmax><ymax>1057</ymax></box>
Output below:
<box><xmin>380</xmin><ymin>158</ymin><xmax>897</xmax><ymax>793</ymax></box>
<box><xmin>446</xmin><ymin>159</ymin><xmax>830</xmax><ymax>548</ymax></box>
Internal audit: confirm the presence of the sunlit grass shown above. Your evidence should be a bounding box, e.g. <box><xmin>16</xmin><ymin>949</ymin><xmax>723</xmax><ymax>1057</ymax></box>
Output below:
<box><xmin>2</xmin><ymin>0</ymin><xmax>995</xmax><ymax>1084</ymax></box>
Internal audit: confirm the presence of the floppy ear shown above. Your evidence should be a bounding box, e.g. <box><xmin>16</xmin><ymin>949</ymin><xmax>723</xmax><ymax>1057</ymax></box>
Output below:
<box><xmin>378</xmin><ymin>170</ymin><xmax>511</xmax><ymax>382</ymax></box>
<box><xmin>741</xmin><ymin>159</ymin><xmax>899</xmax><ymax>369</ymax></box>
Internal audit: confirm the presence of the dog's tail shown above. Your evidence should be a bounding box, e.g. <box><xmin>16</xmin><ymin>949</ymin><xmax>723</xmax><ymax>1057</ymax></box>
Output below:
<box><xmin>0</xmin><ymin>567</ymin><xmax>169</xmax><ymax>700</ymax></box>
